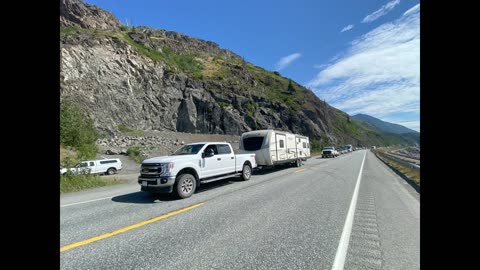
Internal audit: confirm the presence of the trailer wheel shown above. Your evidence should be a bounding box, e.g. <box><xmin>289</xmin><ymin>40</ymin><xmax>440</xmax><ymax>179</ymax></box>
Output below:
<box><xmin>240</xmin><ymin>164</ymin><xmax>252</xmax><ymax>181</ymax></box>
<box><xmin>174</xmin><ymin>173</ymin><xmax>196</xmax><ymax>199</ymax></box>
<box><xmin>295</xmin><ymin>159</ymin><xmax>302</xmax><ymax>167</ymax></box>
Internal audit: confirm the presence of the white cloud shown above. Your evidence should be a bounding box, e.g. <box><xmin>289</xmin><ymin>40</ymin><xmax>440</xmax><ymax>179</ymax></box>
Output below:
<box><xmin>341</xmin><ymin>24</ymin><xmax>354</xmax><ymax>33</ymax></box>
<box><xmin>307</xmin><ymin>3</ymin><xmax>419</xmax><ymax>131</ymax></box>
<box><xmin>362</xmin><ymin>0</ymin><xmax>401</xmax><ymax>23</ymax></box>
<box><xmin>313</xmin><ymin>64</ymin><xmax>327</xmax><ymax>69</ymax></box>
<box><xmin>275</xmin><ymin>53</ymin><xmax>302</xmax><ymax>71</ymax></box>
<box><xmin>403</xmin><ymin>3</ymin><xmax>420</xmax><ymax>16</ymax></box>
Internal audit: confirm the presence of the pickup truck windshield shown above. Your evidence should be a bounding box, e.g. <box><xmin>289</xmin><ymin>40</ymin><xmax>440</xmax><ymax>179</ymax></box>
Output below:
<box><xmin>171</xmin><ymin>144</ymin><xmax>205</xmax><ymax>155</ymax></box>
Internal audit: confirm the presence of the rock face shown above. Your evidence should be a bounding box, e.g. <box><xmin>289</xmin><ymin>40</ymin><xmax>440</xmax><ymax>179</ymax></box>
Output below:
<box><xmin>60</xmin><ymin>0</ymin><xmax>412</xmax><ymax>147</ymax></box>
<box><xmin>60</xmin><ymin>0</ymin><xmax>121</xmax><ymax>30</ymax></box>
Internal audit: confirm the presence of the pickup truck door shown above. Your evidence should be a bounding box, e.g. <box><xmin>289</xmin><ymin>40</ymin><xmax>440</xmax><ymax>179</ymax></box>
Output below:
<box><xmin>76</xmin><ymin>161</ymin><xmax>91</xmax><ymax>174</ymax></box>
<box><xmin>201</xmin><ymin>144</ymin><xmax>223</xmax><ymax>178</ymax></box>
<box><xmin>216</xmin><ymin>144</ymin><xmax>235</xmax><ymax>174</ymax></box>
<box><xmin>88</xmin><ymin>161</ymin><xmax>96</xmax><ymax>174</ymax></box>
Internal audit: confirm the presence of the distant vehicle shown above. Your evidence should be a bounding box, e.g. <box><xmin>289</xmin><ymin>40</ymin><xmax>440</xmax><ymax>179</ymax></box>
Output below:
<box><xmin>138</xmin><ymin>142</ymin><xmax>257</xmax><ymax>198</ymax></box>
<box><xmin>239</xmin><ymin>129</ymin><xmax>310</xmax><ymax>167</ymax></box>
<box><xmin>60</xmin><ymin>158</ymin><xmax>122</xmax><ymax>175</ymax></box>
<box><xmin>345</xmin><ymin>144</ymin><xmax>353</xmax><ymax>152</ymax></box>
<box><xmin>371</xmin><ymin>146</ymin><xmax>376</xmax><ymax>149</ymax></box>
<box><xmin>322</xmin><ymin>146</ymin><xmax>339</xmax><ymax>158</ymax></box>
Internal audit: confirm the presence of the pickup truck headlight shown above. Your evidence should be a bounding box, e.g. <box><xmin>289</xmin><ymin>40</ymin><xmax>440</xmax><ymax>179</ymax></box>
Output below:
<box><xmin>160</xmin><ymin>163</ymin><xmax>174</xmax><ymax>173</ymax></box>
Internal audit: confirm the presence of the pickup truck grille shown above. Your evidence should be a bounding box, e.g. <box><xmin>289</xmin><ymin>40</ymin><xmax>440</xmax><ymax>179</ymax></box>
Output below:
<box><xmin>323</xmin><ymin>151</ymin><xmax>332</xmax><ymax>154</ymax></box>
<box><xmin>139</xmin><ymin>174</ymin><xmax>159</xmax><ymax>178</ymax></box>
<box><xmin>140</xmin><ymin>164</ymin><xmax>162</xmax><ymax>177</ymax></box>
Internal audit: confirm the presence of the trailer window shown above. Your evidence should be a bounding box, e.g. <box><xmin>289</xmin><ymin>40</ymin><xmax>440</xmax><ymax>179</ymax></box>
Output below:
<box><xmin>279</xmin><ymin>140</ymin><xmax>284</xmax><ymax>148</ymax></box>
<box><xmin>242</xmin><ymin>137</ymin><xmax>264</xmax><ymax>151</ymax></box>
<box><xmin>303</xmin><ymin>142</ymin><xmax>306</xmax><ymax>148</ymax></box>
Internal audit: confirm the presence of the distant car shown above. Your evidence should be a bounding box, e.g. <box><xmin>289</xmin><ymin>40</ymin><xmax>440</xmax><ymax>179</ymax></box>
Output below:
<box><xmin>345</xmin><ymin>144</ymin><xmax>353</xmax><ymax>152</ymax></box>
<box><xmin>60</xmin><ymin>158</ymin><xmax>122</xmax><ymax>176</ymax></box>
<box><xmin>322</xmin><ymin>146</ymin><xmax>339</xmax><ymax>158</ymax></box>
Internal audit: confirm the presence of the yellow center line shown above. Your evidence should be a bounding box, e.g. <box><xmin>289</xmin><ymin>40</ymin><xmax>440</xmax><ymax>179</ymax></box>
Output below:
<box><xmin>294</xmin><ymin>168</ymin><xmax>306</xmax><ymax>173</ymax></box>
<box><xmin>60</xmin><ymin>202</ymin><xmax>204</xmax><ymax>252</ymax></box>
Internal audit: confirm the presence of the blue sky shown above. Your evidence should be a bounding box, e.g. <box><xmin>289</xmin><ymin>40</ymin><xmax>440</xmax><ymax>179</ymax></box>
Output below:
<box><xmin>84</xmin><ymin>0</ymin><xmax>420</xmax><ymax>132</ymax></box>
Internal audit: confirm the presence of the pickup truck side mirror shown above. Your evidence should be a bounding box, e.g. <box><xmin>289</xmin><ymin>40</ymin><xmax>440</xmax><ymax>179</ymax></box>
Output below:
<box><xmin>203</xmin><ymin>149</ymin><xmax>214</xmax><ymax>158</ymax></box>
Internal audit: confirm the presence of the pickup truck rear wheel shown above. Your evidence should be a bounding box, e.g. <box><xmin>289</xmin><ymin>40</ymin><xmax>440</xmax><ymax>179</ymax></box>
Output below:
<box><xmin>175</xmin><ymin>173</ymin><xmax>196</xmax><ymax>199</ymax></box>
<box><xmin>106</xmin><ymin>168</ymin><xmax>116</xmax><ymax>175</ymax></box>
<box><xmin>240</xmin><ymin>164</ymin><xmax>252</xmax><ymax>181</ymax></box>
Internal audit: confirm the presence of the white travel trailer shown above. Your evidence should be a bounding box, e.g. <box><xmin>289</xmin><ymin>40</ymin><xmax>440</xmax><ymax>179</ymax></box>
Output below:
<box><xmin>239</xmin><ymin>129</ymin><xmax>310</xmax><ymax>167</ymax></box>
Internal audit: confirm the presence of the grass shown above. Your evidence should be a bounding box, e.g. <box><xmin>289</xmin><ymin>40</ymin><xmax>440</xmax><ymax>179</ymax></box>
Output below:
<box><xmin>127</xmin><ymin>145</ymin><xmax>144</xmax><ymax>163</ymax></box>
<box><xmin>60</xmin><ymin>174</ymin><xmax>126</xmax><ymax>193</ymax></box>
<box><xmin>375</xmin><ymin>152</ymin><xmax>420</xmax><ymax>186</ymax></box>
<box><xmin>122</xmin><ymin>33</ymin><xmax>164</xmax><ymax>62</ymax></box>
<box><xmin>375</xmin><ymin>146</ymin><xmax>403</xmax><ymax>153</ymax></box>
<box><xmin>60</xmin><ymin>26</ymin><xmax>85</xmax><ymax>36</ymax></box>
<box><xmin>122</xmin><ymin>34</ymin><xmax>204</xmax><ymax>79</ymax></box>
<box><xmin>117</xmin><ymin>124</ymin><xmax>145</xmax><ymax>136</ymax></box>
<box><xmin>217</xmin><ymin>101</ymin><xmax>230</xmax><ymax>109</ymax></box>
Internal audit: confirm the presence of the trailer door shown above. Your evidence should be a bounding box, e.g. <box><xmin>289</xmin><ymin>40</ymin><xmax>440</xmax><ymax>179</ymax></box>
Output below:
<box><xmin>275</xmin><ymin>133</ymin><xmax>287</xmax><ymax>163</ymax></box>
<box><xmin>299</xmin><ymin>137</ymin><xmax>309</xmax><ymax>159</ymax></box>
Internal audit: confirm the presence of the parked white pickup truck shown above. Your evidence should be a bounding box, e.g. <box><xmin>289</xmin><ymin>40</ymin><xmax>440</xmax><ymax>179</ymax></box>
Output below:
<box><xmin>60</xmin><ymin>158</ymin><xmax>122</xmax><ymax>175</ymax></box>
<box><xmin>138</xmin><ymin>142</ymin><xmax>257</xmax><ymax>198</ymax></box>
<box><xmin>321</xmin><ymin>146</ymin><xmax>339</xmax><ymax>158</ymax></box>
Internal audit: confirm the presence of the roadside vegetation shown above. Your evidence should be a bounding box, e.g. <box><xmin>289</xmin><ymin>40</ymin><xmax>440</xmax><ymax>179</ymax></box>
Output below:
<box><xmin>127</xmin><ymin>145</ymin><xmax>144</xmax><ymax>163</ymax></box>
<box><xmin>60</xmin><ymin>173</ymin><xmax>125</xmax><ymax>193</ymax></box>
<box><xmin>60</xmin><ymin>100</ymin><xmax>125</xmax><ymax>192</ymax></box>
<box><xmin>373</xmin><ymin>148</ymin><xmax>420</xmax><ymax>186</ymax></box>
<box><xmin>117</xmin><ymin>124</ymin><xmax>145</xmax><ymax>136</ymax></box>
<box><xmin>310</xmin><ymin>138</ymin><xmax>330</xmax><ymax>156</ymax></box>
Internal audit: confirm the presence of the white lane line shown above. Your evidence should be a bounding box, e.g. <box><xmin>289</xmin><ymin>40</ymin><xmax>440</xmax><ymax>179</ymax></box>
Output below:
<box><xmin>61</xmin><ymin>196</ymin><xmax>115</xmax><ymax>208</ymax></box>
<box><xmin>331</xmin><ymin>150</ymin><xmax>367</xmax><ymax>270</ymax></box>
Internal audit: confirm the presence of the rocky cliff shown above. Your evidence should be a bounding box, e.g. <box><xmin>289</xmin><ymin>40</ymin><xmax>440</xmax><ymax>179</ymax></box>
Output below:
<box><xmin>60</xmin><ymin>0</ymin><xmax>412</xmax><ymax>147</ymax></box>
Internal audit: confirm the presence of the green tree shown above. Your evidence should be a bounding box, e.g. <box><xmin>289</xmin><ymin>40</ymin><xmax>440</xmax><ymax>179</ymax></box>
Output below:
<box><xmin>287</xmin><ymin>79</ymin><xmax>295</xmax><ymax>93</ymax></box>
<box><xmin>60</xmin><ymin>100</ymin><xmax>98</xmax><ymax>159</ymax></box>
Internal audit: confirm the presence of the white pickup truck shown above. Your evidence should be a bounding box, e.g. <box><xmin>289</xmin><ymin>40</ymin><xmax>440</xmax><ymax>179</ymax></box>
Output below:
<box><xmin>138</xmin><ymin>142</ymin><xmax>257</xmax><ymax>198</ymax></box>
<box><xmin>321</xmin><ymin>146</ymin><xmax>339</xmax><ymax>158</ymax></box>
<box><xmin>60</xmin><ymin>158</ymin><xmax>122</xmax><ymax>175</ymax></box>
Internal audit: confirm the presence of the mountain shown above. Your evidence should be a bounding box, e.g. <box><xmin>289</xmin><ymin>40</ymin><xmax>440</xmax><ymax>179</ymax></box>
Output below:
<box><xmin>353</xmin><ymin>114</ymin><xmax>419</xmax><ymax>144</ymax></box>
<box><xmin>352</xmin><ymin>114</ymin><xmax>418</xmax><ymax>134</ymax></box>
<box><xmin>60</xmin><ymin>0</ymin><xmax>415</xmax><ymax>147</ymax></box>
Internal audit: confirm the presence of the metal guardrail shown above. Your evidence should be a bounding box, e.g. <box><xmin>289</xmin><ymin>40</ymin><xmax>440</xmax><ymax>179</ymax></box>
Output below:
<box><xmin>375</xmin><ymin>151</ymin><xmax>420</xmax><ymax>172</ymax></box>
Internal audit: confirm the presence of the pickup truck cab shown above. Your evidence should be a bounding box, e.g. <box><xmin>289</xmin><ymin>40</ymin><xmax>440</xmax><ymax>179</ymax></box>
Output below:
<box><xmin>138</xmin><ymin>142</ymin><xmax>257</xmax><ymax>199</ymax></box>
<box><xmin>60</xmin><ymin>158</ymin><xmax>122</xmax><ymax>175</ymax></box>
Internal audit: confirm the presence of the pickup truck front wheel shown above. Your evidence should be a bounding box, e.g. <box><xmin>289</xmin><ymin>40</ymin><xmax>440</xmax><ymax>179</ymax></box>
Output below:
<box><xmin>175</xmin><ymin>173</ymin><xmax>196</xmax><ymax>199</ymax></box>
<box><xmin>240</xmin><ymin>164</ymin><xmax>252</xmax><ymax>181</ymax></box>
